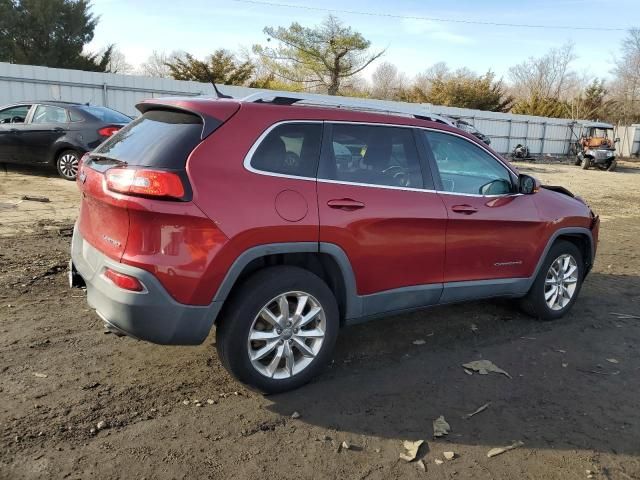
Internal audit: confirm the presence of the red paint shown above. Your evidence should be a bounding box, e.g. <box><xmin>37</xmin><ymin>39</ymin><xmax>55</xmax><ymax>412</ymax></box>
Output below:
<box><xmin>76</xmin><ymin>97</ymin><xmax>598</xmax><ymax>307</ymax></box>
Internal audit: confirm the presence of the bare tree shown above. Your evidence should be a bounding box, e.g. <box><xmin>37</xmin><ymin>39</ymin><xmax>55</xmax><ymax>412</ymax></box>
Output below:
<box><xmin>97</xmin><ymin>47</ymin><xmax>133</xmax><ymax>74</ymax></box>
<box><xmin>370</xmin><ymin>62</ymin><xmax>407</xmax><ymax>100</ymax></box>
<box><xmin>611</xmin><ymin>28</ymin><xmax>640</xmax><ymax>122</ymax></box>
<box><xmin>140</xmin><ymin>50</ymin><xmax>185</xmax><ymax>78</ymax></box>
<box><xmin>509</xmin><ymin>42</ymin><xmax>578</xmax><ymax>100</ymax></box>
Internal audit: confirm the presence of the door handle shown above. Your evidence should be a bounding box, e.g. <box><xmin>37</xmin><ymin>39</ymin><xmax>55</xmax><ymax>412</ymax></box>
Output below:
<box><xmin>327</xmin><ymin>198</ymin><xmax>365</xmax><ymax>211</ymax></box>
<box><xmin>451</xmin><ymin>204</ymin><xmax>478</xmax><ymax>215</ymax></box>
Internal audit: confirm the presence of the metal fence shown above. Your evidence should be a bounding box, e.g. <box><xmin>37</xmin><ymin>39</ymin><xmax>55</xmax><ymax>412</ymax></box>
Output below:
<box><xmin>1</xmin><ymin>61</ymin><xmax>639</xmax><ymax>157</ymax></box>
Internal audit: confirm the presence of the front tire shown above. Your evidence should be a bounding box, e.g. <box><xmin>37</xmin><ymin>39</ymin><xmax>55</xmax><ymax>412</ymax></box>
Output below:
<box><xmin>56</xmin><ymin>150</ymin><xmax>81</xmax><ymax>180</ymax></box>
<box><xmin>520</xmin><ymin>240</ymin><xmax>584</xmax><ymax>321</ymax></box>
<box><xmin>607</xmin><ymin>159</ymin><xmax>617</xmax><ymax>171</ymax></box>
<box><xmin>216</xmin><ymin>266</ymin><xmax>339</xmax><ymax>394</ymax></box>
<box><xmin>581</xmin><ymin>157</ymin><xmax>591</xmax><ymax>170</ymax></box>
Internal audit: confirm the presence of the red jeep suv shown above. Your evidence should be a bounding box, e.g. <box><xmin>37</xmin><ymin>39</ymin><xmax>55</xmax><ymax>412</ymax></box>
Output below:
<box><xmin>70</xmin><ymin>92</ymin><xmax>599</xmax><ymax>393</ymax></box>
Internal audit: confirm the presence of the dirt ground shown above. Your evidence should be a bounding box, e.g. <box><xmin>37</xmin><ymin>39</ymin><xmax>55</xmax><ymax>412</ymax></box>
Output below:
<box><xmin>1</xmin><ymin>160</ymin><xmax>639</xmax><ymax>480</ymax></box>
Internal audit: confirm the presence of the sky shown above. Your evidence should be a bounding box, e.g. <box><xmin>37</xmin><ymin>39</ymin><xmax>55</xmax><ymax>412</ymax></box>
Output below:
<box><xmin>87</xmin><ymin>0</ymin><xmax>638</xmax><ymax>81</ymax></box>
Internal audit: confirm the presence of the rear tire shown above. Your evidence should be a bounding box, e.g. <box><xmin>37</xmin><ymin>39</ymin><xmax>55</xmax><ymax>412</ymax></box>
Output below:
<box><xmin>56</xmin><ymin>149</ymin><xmax>80</xmax><ymax>180</ymax></box>
<box><xmin>520</xmin><ymin>240</ymin><xmax>584</xmax><ymax>321</ymax></box>
<box><xmin>215</xmin><ymin>266</ymin><xmax>339</xmax><ymax>394</ymax></box>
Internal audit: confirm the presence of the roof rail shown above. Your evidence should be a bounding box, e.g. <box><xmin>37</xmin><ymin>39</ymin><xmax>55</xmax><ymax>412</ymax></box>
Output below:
<box><xmin>241</xmin><ymin>91</ymin><xmax>454</xmax><ymax>126</ymax></box>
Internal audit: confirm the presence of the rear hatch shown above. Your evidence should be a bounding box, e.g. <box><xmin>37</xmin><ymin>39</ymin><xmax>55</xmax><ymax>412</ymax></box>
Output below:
<box><xmin>77</xmin><ymin>100</ymin><xmax>239</xmax><ymax>261</ymax></box>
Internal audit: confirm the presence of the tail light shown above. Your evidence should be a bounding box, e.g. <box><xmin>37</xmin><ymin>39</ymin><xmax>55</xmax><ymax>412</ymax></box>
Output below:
<box><xmin>104</xmin><ymin>268</ymin><xmax>143</xmax><ymax>292</ymax></box>
<box><xmin>98</xmin><ymin>126</ymin><xmax>121</xmax><ymax>137</ymax></box>
<box><xmin>105</xmin><ymin>168</ymin><xmax>185</xmax><ymax>200</ymax></box>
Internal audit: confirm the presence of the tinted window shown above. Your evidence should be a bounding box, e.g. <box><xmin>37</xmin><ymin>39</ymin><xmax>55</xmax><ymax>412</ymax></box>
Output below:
<box><xmin>78</xmin><ymin>106</ymin><xmax>131</xmax><ymax>123</ymax></box>
<box><xmin>92</xmin><ymin>109</ymin><xmax>202</xmax><ymax>168</ymax></box>
<box><xmin>422</xmin><ymin>131</ymin><xmax>513</xmax><ymax>195</ymax></box>
<box><xmin>69</xmin><ymin>109</ymin><xmax>84</xmax><ymax>122</ymax></box>
<box><xmin>32</xmin><ymin>105</ymin><xmax>68</xmax><ymax>124</ymax></box>
<box><xmin>250</xmin><ymin>123</ymin><xmax>322</xmax><ymax>178</ymax></box>
<box><xmin>0</xmin><ymin>105</ymin><xmax>31</xmax><ymax>124</ymax></box>
<box><xmin>319</xmin><ymin>124</ymin><xmax>423</xmax><ymax>189</ymax></box>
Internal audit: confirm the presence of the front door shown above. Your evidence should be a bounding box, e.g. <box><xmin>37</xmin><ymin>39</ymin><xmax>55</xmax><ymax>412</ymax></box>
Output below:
<box><xmin>317</xmin><ymin>122</ymin><xmax>447</xmax><ymax>314</ymax></box>
<box><xmin>420</xmin><ymin>130</ymin><xmax>543</xmax><ymax>284</ymax></box>
<box><xmin>0</xmin><ymin>104</ymin><xmax>33</xmax><ymax>163</ymax></box>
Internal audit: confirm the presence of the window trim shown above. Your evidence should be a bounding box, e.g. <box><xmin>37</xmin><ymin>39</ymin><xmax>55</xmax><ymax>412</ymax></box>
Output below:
<box><xmin>243</xmin><ymin>119</ymin><xmax>519</xmax><ymax>198</ymax></box>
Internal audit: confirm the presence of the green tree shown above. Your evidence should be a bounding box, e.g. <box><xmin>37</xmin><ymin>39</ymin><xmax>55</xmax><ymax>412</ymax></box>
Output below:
<box><xmin>254</xmin><ymin>15</ymin><xmax>384</xmax><ymax>95</ymax></box>
<box><xmin>0</xmin><ymin>0</ymin><xmax>111</xmax><ymax>71</ymax></box>
<box><xmin>166</xmin><ymin>50</ymin><xmax>255</xmax><ymax>85</ymax></box>
<box><xmin>402</xmin><ymin>67</ymin><xmax>513</xmax><ymax>112</ymax></box>
<box><xmin>511</xmin><ymin>95</ymin><xmax>570</xmax><ymax>118</ymax></box>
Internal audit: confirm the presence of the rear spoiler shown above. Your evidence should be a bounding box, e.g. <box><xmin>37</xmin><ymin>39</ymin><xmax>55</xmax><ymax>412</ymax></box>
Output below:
<box><xmin>136</xmin><ymin>98</ymin><xmax>240</xmax><ymax>139</ymax></box>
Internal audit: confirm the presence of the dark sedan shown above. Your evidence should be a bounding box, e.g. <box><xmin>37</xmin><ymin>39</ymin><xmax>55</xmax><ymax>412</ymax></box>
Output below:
<box><xmin>0</xmin><ymin>101</ymin><xmax>131</xmax><ymax>180</ymax></box>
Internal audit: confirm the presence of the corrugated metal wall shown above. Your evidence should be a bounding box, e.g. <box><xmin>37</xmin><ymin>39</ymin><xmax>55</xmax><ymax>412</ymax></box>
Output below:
<box><xmin>1</xmin><ymin>62</ymin><xmax>638</xmax><ymax>157</ymax></box>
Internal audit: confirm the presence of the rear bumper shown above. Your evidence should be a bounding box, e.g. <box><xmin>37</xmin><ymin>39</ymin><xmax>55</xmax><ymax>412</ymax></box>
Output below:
<box><xmin>71</xmin><ymin>225</ymin><xmax>220</xmax><ymax>345</ymax></box>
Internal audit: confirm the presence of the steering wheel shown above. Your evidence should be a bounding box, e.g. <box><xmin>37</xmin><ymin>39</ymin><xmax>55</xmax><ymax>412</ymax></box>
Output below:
<box><xmin>10</xmin><ymin>116</ymin><xmax>24</xmax><ymax>124</ymax></box>
<box><xmin>382</xmin><ymin>165</ymin><xmax>411</xmax><ymax>187</ymax></box>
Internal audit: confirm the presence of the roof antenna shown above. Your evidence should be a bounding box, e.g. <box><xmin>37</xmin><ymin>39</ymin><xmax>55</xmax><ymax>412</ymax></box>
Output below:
<box><xmin>205</xmin><ymin>65</ymin><xmax>233</xmax><ymax>99</ymax></box>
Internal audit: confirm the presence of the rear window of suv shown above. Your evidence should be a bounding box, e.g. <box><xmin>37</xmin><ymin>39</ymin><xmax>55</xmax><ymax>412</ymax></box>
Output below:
<box><xmin>92</xmin><ymin>109</ymin><xmax>203</xmax><ymax>168</ymax></box>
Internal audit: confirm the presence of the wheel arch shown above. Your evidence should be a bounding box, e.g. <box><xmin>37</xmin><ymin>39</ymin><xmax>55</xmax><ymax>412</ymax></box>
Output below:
<box><xmin>50</xmin><ymin>144</ymin><xmax>82</xmax><ymax>165</ymax></box>
<box><xmin>529</xmin><ymin>227</ymin><xmax>594</xmax><ymax>288</ymax></box>
<box><xmin>212</xmin><ymin>243</ymin><xmax>360</xmax><ymax>326</ymax></box>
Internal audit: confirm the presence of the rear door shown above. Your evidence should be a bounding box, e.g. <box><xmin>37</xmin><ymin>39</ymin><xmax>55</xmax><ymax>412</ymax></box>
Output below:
<box><xmin>420</xmin><ymin>129</ymin><xmax>543</xmax><ymax>283</ymax></box>
<box><xmin>317</xmin><ymin>122</ymin><xmax>447</xmax><ymax>311</ymax></box>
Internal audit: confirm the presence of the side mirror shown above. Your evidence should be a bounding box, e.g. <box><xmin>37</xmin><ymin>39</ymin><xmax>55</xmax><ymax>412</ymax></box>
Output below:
<box><xmin>615</xmin><ymin>137</ymin><xmax>620</xmax><ymax>143</ymax></box>
<box><xmin>519</xmin><ymin>174</ymin><xmax>539</xmax><ymax>195</ymax></box>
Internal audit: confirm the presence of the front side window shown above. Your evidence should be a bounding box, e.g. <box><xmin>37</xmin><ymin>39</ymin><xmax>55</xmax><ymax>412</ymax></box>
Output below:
<box><xmin>250</xmin><ymin>123</ymin><xmax>322</xmax><ymax>178</ymax></box>
<box><xmin>422</xmin><ymin>131</ymin><xmax>513</xmax><ymax>195</ymax></box>
<box><xmin>0</xmin><ymin>105</ymin><xmax>31</xmax><ymax>124</ymax></box>
<box><xmin>319</xmin><ymin>123</ymin><xmax>423</xmax><ymax>189</ymax></box>
<box><xmin>32</xmin><ymin>105</ymin><xmax>68</xmax><ymax>124</ymax></box>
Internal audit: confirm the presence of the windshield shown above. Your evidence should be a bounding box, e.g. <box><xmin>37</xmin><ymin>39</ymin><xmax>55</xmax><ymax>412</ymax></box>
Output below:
<box><xmin>78</xmin><ymin>106</ymin><xmax>131</xmax><ymax>124</ymax></box>
<box><xmin>589</xmin><ymin>128</ymin><xmax>613</xmax><ymax>138</ymax></box>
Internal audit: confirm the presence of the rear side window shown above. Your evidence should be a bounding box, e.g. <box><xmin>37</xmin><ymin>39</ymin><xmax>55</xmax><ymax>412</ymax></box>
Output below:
<box><xmin>79</xmin><ymin>106</ymin><xmax>131</xmax><ymax>123</ymax></box>
<box><xmin>92</xmin><ymin>109</ymin><xmax>203</xmax><ymax>168</ymax></box>
<box><xmin>32</xmin><ymin>105</ymin><xmax>68</xmax><ymax>124</ymax></box>
<box><xmin>250</xmin><ymin>123</ymin><xmax>322</xmax><ymax>178</ymax></box>
<box><xmin>319</xmin><ymin>124</ymin><xmax>423</xmax><ymax>189</ymax></box>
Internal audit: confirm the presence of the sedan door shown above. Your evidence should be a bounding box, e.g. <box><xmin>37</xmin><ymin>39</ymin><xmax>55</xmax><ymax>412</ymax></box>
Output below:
<box><xmin>18</xmin><ymin>104</ymin><xmax>70</xmax><ymax>163</ymax></box>
<box><xmin>317</xmin><ymin>123</ymin><xmax>447</xmax><ymax>317</ymax></box>
<box><xmin>420</xmin><ymin>130</ymin><xmax>544</xmax><ymax>295</ymax></box>
<box><xmin>0</xmin><ymin>104</ymin><xmax>33</xmax><ymax>163</ymax></box>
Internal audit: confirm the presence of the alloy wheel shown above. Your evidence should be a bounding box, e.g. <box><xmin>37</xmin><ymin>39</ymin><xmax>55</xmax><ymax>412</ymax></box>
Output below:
<box><xmin>247</xmin><ymin>291</ymin><xmax>326</xmax><ymax>379</ymax></box>
<box><xmin>59</xmin><ymin>153</ymin><xmax>79</xmax><ymax>179</ymax></box>
<box><xmin>544</xmin><ymin>254</ymin><xmax>579</xmax><ymax>311</ymax></box>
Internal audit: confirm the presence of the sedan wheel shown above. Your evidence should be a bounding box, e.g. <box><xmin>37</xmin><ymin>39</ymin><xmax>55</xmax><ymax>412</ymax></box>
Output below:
<box><xmin>56</xmin><ymin>150</ymin><xmax>80</xmax><ymax>180</ymax></box>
